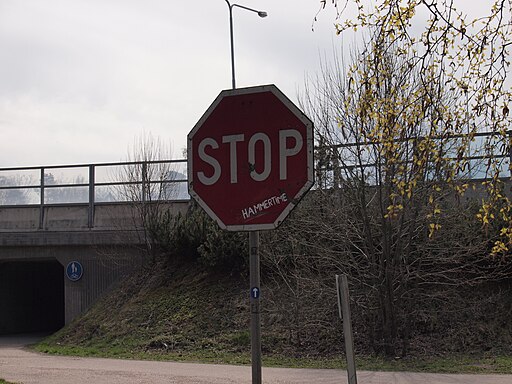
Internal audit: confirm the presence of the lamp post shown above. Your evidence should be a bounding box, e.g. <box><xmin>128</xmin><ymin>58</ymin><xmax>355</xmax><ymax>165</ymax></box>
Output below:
<box><xmin>224</xmin><ymin>1</ymin><xmax>267</xmax><ymax>89</ymax></box>
<box><xmin>223</xmin><ymin>3</ymin><xmax>267</xmax><ymax>384</ymax></box>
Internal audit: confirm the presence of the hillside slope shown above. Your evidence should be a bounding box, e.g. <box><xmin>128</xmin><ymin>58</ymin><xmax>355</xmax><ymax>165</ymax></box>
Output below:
<box><xmin>37</xmin><ymin>251</ymin><xmax>512</xmax><ymax>373</ymax></box>
<box><xmin>41</xmin><ymin>259</ymin><xmax>260</xmax><ymax>362</ymax></box>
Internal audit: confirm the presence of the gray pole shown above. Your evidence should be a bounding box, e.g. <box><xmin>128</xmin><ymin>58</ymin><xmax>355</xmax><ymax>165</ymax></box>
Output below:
<box><xmin>509</xmin><ymin>130</ymin><xmax>512</xmax><ymax>178</ymax></box>
<box><xmin>39</xmin><ymin>167</ymin><xmax>45</xmax><ymax>229</ymax></box>
<box><xmin>336</xmin><ymin>274</ymin><xmax>357</xmax><ymax>384</ymax></box>
<box><xmin>222</xmin><ymin>4</ymin><xmax>266</xmax><ymax>382</ymax></box>
<box><xmin>225</xmin><ymin>1</ymin><xmax>267</xmax><ymax>90</ymax></box>
<box><xmin>88</xmin><ymin>165</ymin><xmax>95</xmax><ymax>228</ymax></box>
<box><xmin>249</xmin><ymin>231</ymin><xmax>262</xmax><ymax>384</ymax></box>
<box><xmin>225</xmin><ymin>1</ymin><xmax>236</xmax><ymax>89</ymax></box>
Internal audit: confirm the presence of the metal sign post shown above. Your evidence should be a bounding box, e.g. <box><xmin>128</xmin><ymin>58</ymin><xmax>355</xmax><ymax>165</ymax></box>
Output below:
<box><xmin>336</xmin><ymin>274</ymin><xmax>357</xmax><ymax>384</ymax></box>
<box><xmin>188</xmin><ymin>85</ymin><xmax>314</xmax><ymax>384</ymax></box>
<box><xmin>249</xmin><ymin>231</ymin><xmax>261</xmax><ymax>384</ymax></box>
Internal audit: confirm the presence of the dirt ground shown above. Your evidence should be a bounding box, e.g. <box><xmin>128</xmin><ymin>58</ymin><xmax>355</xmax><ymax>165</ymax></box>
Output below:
<box><xmin>1</xmin><ymin>334</ymin><xmax>512</xmax><ymax>384</ymax></box>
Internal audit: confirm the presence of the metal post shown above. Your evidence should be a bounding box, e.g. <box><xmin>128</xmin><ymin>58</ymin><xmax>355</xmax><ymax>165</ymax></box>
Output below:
<box><xmin>336</xmin><ymin>274</ymin><xmax>357</xmax><ymax>384</ymax></box>
<box><xmin>227</xmin><ymin>1</ymin><xmax>236</xmax><ymax>89</ymax></box>
<box><xmin>222</xmin><ymin>4</ymin><xmax>267</xmax><ymax>382</ymax></box>
<box><xmin>508</xmin><ymin>130</ymin><xmax>512</xmax><ymax>178</ymax></box>
<box><xmin>88</xmin><ymin>165</ymin><xmax>95</xmax><ymax>228</ymax></box>
<box><xmin>225</xmin><ymin>1</ymin><xmax>267</xmax><ymax>90</ymax></box>
<box><xmin>249</xmin><ymin>230</ymin><xmax>262</xmax><ymax>384</ymax></box>
<box><xmin>39</xmin><ymin>168</ymin><xmax>45</xmax><ymax>229</ymax></box>
<box><xmin>141</xmin><ymin>162</ymin><xmax>148</xmax><ymax>203</ymax></box>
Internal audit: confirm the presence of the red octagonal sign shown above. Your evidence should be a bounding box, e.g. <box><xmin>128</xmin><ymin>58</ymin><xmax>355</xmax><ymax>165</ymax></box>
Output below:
<box><xmin>187</xmin><ymin>84</ymin><xmax>314</xmax><ymax>231</ymax></box>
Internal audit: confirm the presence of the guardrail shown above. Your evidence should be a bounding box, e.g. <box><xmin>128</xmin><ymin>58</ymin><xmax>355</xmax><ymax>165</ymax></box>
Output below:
<box><xmin>1</xmin><ymin>131</ymin><xmax>511</xmax><ymax>229</ymax></box>
<box><xmin>316</xmin><ymin>130</ymin><xmax>512</xmax><ymax>186</ymax></box>
<box><xmin>0</xmin><ymin>159</ymin><xmax>189</xmax><ymax>229</ymax></box>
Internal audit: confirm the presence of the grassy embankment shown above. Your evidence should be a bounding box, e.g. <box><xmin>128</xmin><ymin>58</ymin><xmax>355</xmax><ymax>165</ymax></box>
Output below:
<box><xmin>34</xmin><ymin>260</ymin><xmax>512</xmax><ymax>374</ymax></box>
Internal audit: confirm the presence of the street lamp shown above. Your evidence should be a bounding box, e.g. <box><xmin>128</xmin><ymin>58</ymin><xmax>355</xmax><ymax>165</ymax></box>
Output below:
<box><xmin>224</xmin><ymin>1</ymin><xmax>267</xmax><ymax>89</ymax></box>
<box><xmin>222</xmin><ymin>6</ymin><xmax>267</xmax><ymax>384</ymax></box>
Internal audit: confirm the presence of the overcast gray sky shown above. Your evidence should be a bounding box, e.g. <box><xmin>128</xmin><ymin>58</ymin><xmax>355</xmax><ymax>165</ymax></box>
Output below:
<box><xmin>0</xmin><ymin>0</ymin><xmax>343</xmax><ymax>167</ymax></box>
<box><xmin>0</xmin><ymin>1</ymin><xmax>498</xmax><ymax>168</ymax></box>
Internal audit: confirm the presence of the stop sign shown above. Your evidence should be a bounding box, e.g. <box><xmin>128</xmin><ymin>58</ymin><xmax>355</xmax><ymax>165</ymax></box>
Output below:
<box><xmin>187</xmin><ymin>84</ymin><xmax>314</xmax><ymax>231</ymax></box>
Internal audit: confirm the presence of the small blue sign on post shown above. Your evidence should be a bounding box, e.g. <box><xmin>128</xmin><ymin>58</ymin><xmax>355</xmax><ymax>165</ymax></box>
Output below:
<box><xmin>251</xmin><ymin>287</ymin><xmax>260</xmax><ymax>299</ymax></box>
<box><xmin>66</xmin><ymin>261</ymin><xmax>83</xmax><ymax>282</ymax></box>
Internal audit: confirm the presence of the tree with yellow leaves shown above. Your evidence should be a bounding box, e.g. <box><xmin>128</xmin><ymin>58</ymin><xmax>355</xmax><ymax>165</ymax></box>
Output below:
<box><xmin>259</xmin><ymin>1</ymin><xmax>511</xmax><ymax>358</ymax></box>
<box><xmin>301</xmin><ymin>38</ymin><xmax>473</xmax><ymax>356</ymax></box>
<box><xmin>317</xmin><ymin>0</ymin><xmax>512</xmax><ymax>255</ymax></box>
<box><xmin>265</xmin><ymin>0</ymin><xmax>512</xmax><ymax>357</ymax></box>
<box><xmin>279</xmin><ymin>20</ymin><xmax>512</xmax><ymax>355</ymax></box>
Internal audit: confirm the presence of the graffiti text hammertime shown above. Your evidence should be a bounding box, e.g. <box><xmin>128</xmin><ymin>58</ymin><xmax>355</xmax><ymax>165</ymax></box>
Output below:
<box><xmin>241</xmin><ymin>193</ymin><xmax>288</xmax><ymax>220</ymax></box>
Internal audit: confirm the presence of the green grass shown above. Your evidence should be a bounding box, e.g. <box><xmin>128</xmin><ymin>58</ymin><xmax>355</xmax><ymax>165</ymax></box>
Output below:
<box><xmin>32</xmin><ymin>260</ymin><xmax>512</xmax><ymax>376</ymax></box>
<box><xmin>33</xmin><ymin>340</ymin><xmax>512</xmax><ymax>374</ymax></box>
<box><xmin>0</xmin><ymin>379</ymin><xmax>17</xmax><ymax>384</ymax></box>
<box><xmin>352</xmin><ymin>354</ymin><xmax>512</xmax><ymax>374</ymax></box>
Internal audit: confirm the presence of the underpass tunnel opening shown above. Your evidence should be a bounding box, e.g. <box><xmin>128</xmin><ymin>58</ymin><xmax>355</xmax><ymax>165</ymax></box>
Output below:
<box><xmin>0</xmin><ymin>259</ymin><xmax>65</xmax><ymax>335</ymax></box>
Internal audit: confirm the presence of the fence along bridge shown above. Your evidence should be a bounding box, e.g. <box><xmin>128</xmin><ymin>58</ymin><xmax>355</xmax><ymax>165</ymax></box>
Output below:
<box><xmin>0</xmin><ymin>131</ymin><xmax>510</xmax><ymax>335</ymax></box>
<box><xmin>0</xmin><ymin>160</ymin><xmax>189</xmax><ymax>335</ymax></box>
<box><xmin>0</xmin><ymin>159</ymin><xmax>189</xmax><ymax>232</ymax></box>
<box><xmin>0</xmin><ymin>131</ymin><xmax>510</xmax><ymax>233</ymax></box>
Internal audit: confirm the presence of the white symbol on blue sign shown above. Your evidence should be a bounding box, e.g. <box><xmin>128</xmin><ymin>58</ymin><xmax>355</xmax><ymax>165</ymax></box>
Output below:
<box><xmin>66</xmin><ymin>261</ymin><xmax>83</xmax><ymax>282</ymax></box>
<box><xmin>251</xmin><ymin>287</ymin><xmax>260</xmax><ymax>299</ymax></box>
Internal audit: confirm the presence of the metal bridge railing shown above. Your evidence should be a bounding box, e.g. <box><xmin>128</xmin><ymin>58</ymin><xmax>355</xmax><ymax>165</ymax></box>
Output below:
<box><xmin>1</xmin><ymin>131</ymin><xmax>510</xmax><ymax>228</ymax></box>
<box><xmin>0</xmin><ymin>159</ymin><xmax>189</xmax><ymax>229</ymax></box>
<box><xmin>315</xmin><ymin>130</ymin><xmax>512</xmax><ymax>187</ymax></box>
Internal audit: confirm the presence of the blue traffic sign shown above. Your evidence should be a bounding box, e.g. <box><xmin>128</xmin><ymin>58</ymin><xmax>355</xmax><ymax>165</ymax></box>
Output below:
<box><xmin>251</xmin><ymin>287</ymin><xmax>260</xmax><ymax>299</ymax></box>
<box><xmin>66</xmin><ymin>261</ymin><xmax>83</xmax><ymax>282</ymax></box>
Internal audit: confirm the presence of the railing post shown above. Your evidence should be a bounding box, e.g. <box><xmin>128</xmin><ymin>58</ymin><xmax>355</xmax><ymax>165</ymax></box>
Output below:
<box><xmin>88</xmin><ymin>165</ymin><xmax>95</xmax><ymax>228</ymax></box>
<box><xmin>141</xmin><ymin>162</ymin><xmax>148</xmax><ymax>202</ymax></box>
<box><xmin>39</xmin><ymin>168</ymin><xmax>45</xmax><ymax>229</ymax></box>
<box><xmin>508</xmin><ymin>130</ymin><xmax>512</xmax><ymax>178</ymax></box>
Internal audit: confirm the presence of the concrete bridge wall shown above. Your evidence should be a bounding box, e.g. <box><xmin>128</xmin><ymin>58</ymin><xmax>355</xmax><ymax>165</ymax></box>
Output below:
<box><xmin>0</xmin><ymin>201</ymin><xmax>189</xmax><ymax>232</ymax></box>
<box><xmin>0</xmin><ymin>201</ymin><xmax>189</xmax><ymax>334</ymax></box>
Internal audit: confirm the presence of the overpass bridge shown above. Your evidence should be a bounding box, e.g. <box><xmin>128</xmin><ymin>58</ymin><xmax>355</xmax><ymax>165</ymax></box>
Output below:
<box><xmin>0</xmin><ymin>160</ymin><xmax>189</xmax><ymax>334</ymax></box>
<box><xmin>0</xmin><ymin>132</ymin><xmax>510</xmax><ymax>335</ymax></box>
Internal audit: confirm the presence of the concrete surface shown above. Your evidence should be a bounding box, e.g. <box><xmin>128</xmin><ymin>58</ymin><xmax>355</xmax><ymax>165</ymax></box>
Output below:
<box><xmin>1</xmin><ymin>334</ymin><xmax>512</xmax><ymax>384</ymax></box>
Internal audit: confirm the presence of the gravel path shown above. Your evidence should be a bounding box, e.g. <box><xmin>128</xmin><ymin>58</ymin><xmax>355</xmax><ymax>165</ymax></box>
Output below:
<box><xmin>1</xmin><ymin>334</ymin><xmax>512</xmax><ymax>384</ymax></box>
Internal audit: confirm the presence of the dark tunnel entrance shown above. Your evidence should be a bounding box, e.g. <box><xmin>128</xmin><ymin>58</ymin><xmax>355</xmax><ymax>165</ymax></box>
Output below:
<box><xmin>0</xmin><ymin>259</ymin><xmax>65</xmax><ymax>335</ymax></box>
